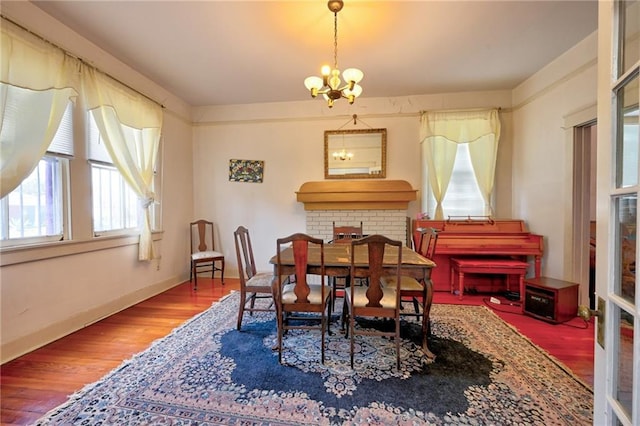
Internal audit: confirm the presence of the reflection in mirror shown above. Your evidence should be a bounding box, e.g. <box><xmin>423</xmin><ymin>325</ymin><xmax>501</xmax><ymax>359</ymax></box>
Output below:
<box><xmin>324</xmin><ymin>128</ymin><xmax>387</xmax><ymax>179</ymax></box>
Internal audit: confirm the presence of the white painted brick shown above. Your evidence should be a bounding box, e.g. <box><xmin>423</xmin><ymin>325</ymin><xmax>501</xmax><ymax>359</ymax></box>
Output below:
<box><xmin>304</xmin><ymin>209</ymin><xmax>410</xmax><ymax>245</ymax></box>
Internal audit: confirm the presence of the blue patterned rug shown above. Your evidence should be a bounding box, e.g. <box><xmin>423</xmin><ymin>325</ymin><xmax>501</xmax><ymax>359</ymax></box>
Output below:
<box><xmin>34</xmin><ymin>292</ymin><xmax>592</xmax><ymax>425</ymax></box>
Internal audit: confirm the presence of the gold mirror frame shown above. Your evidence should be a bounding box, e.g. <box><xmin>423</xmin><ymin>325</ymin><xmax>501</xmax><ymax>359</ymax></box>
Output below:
<box><xmin>324</xmin><ymin>128</ymin><xmax>387</xmax><ymax>179</ymax></box>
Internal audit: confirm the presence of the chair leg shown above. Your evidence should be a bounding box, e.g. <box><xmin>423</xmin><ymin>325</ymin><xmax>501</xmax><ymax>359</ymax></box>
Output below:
<box><xmin>220</xmin><ymin>259</ymin><xmax>225</xmax><ymax>285</ymax></box>
<box><xmin>237</xmin><ymin>290</ymin><xmax>246</xmax><ymax>330</ymax></box>
<box><xmin>350</xmin><ymin>314</ymin><xmax>355</xmax><ymax>368</ymax></box>
<box><xmin>321</xmin><ymin>315</ymin><xmax>326</xmax><ymax>364</ymax></box>
<box><xmin>395</xmin><ymin>319</ymin><xmax>401</xmax><ymax>370</ymax></box>
<box><xmin>277</xmin><ymin>312</ymin><xmax>284</xmax><ymax>364</ymax></box>
<box><xmin>326</xmin><ymin>301</ymin><xmax>332</xmax><ymax>336</ymax></box>
<box><xmin>192</xmin><ymin>263</ymin><xmax>198</xmax><ymax>290</ymax></box>
<box><xmin>341</xmin><ymin>298</ymin><xmax>349</xmax><ymax>334</ymax></box>
<box><xmin>249</xmin><ymin>293</ymin><xmax>256</xmax><ymax>315</ymax></box>
<box><xmin>412</xmin><ymin>297</ymin><xmax>420</xmax><ymax>315</ymax></box>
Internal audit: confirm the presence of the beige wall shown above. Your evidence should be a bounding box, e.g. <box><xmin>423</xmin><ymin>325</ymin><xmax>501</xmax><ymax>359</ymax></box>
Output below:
<box><xmin>512</xmin><ymin>31</ymin><xmax>598</xmax><ymax>306</ymax></box>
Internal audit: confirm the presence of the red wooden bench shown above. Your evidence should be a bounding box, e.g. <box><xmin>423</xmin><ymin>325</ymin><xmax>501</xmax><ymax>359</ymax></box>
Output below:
<box><xmin>450</xmin><ymin>258</ymin><xmax>529</xmax><ymax>310</ymax></box>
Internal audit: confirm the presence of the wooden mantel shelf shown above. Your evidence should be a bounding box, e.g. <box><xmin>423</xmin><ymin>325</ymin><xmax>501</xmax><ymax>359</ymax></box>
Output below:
<box><xmin>296</xmin><ymin>180</ymin><xmax>417</xmax><ymax>211</ymax></box>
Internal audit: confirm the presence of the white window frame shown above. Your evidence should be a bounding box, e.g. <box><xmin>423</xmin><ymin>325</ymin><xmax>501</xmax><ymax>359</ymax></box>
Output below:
<box><xmin>0</xmin><ymin>155</ymin><xmax>68</xmax><ymax>246</ymax></box>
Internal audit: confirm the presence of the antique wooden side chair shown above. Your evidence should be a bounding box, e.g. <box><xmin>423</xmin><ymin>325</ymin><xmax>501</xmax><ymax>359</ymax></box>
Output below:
<box><xmin>342</xmin><ymin>234</ymin><xmax>403</xmax><ymax>369</ymax></box>
<box><xmin>189</xmin><ymin>219</ymin><xmax>225</xmax><ymax>290</ymax></box>
<box><xmin>274</xmin><ymin>233</ymin><xmax>331</xmax><ymax>364</ymax></box>
<box><xmin>330</xmin><ymin>221</ymin><xmax>364</xmax><ymax>306</ymax></box>
<box><xmin>383</xmin><ymin>227</ymin><xmax>439</xmax><ymax>322</ymax></box>
<box><xmin>331</xmin><ymin>221</ymin><xmax>363</xmax><ymax>244</ymax></box>
<box><xmin>233</xmin><ymin>226</ymin><xmax>275</xmax><ymax>330</ymax></box>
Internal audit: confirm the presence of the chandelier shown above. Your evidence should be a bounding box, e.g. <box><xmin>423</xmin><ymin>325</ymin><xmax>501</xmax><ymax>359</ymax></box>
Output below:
<box><xmin>332</xmin><ymin>148</ymin><xmax>353</xmax><ymax>161</ymax></box>
<box><xmin>304</xmin><ymin>0</ymin><xmax>363</xmax><ymax>108</ymax></box>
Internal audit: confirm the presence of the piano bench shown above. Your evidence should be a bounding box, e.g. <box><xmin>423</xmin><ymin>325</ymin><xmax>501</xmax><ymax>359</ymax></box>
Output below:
<box><xmin>450</xmin><ymin>258</ymin><xmax>529</xmax><ymax>308</ymax></box>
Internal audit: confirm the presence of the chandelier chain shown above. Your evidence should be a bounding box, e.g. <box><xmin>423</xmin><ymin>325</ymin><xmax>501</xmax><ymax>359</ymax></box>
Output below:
<box><xmin>333</xmin><ymin>11</ymin><xmax>338</xmax><ymax>70</ymax></box>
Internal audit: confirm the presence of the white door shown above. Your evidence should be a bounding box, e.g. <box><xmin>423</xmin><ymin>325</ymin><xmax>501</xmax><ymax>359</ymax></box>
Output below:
<box><xmin>593</xmin><ymin>1</ymin><xmax>639</xmax><ymax>424</ymax></box>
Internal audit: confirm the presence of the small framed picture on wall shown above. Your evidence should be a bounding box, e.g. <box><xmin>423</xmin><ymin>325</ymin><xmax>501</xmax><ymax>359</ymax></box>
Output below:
<box><xmin>228</xmin><ymin>159</ymin><xmax>264</xmax><ymax>183</ymax></box>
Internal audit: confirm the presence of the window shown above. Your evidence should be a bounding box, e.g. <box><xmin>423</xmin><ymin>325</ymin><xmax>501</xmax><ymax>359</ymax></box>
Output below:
<box><xmin>1</xmin><ymin>102</ymin><xmax>156</xmax><ymax>247</ymax></box>
<box><xmin>91</xmin><ymin>163</ymin><xmax>140</xmax><ymax>234</ymax></box>
<box><xmin>427</xmin><ymin>143</ymin><xmax>487</xmax><ymax>218</ymax></box>
<box><xmin>1</xmin><ymin>17</ymin><xmax>163</xmax><ymax>261</ymax></box>
<box><xmin>88</xmin><ymin>114</ymin><xmax>142</xmax><ymax>235</ymax></box>
<box><xmin>0</xmin><ymin>156</ymin><xmax>65</xmax><ymax>243</ymax></box>
<box><xmin>420</xmin><ymin>109</ymin><xmax>500</xmax><ymax>220</ymax></box>
<box><xmin>0</xmin><ymin>101</ymin><xmax>73</xmax><ymax>246</ymax></box>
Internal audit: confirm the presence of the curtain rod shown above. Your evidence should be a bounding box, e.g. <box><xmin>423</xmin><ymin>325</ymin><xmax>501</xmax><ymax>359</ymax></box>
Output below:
<box><xmin>1</xmin><ymin>14</ymin><xmax>165</xmax><ymax>109</ymax></box>
<box><xmin>420</xmin><ymin>107</ymin><xmax>502</xmax><ymax>115</ymax></box>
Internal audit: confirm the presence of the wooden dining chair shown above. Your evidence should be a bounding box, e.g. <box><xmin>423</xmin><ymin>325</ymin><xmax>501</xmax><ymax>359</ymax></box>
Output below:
<box><xmin>331</xmin><ymin>221</ymin><xmax>363</xmax><ymax>244</ymax></box>
<box><xmin>189</xmin><ymin>219</ymin><xmax>225</xmax><ymax>290</ymax></box>
<box><xmin>329</xmin><ymin>221</ymin><xmax>364</xmax><ymax>307</ymax></box>
<box><xmin>342</xmin><ymin>234</ymin><xmax>403</xmax><ymax>369</ymax></box>
<box><xmin>382</xmin><ymin>227</ymin><xmax>438</xmax><ymax>328</ymax></box>
<box><xmin>274</xmin><ymin>233</ymin><xmax>331</xmax><ymax>364</ymax></box>
<box><xmin>233</xmin><ymin>226</ymin><xmax>275</xmax><ymax>330</ymax></box>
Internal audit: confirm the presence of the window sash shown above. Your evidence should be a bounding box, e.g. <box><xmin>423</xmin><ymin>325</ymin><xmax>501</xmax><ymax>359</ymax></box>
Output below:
<box><xmin>0</xmin><ymin>155</ymin><xmax>64</xmax><ymax>243</ymax></box>
<box><xmin>91</xmin><ymin>162</ymin><xmax>140</xmax><ymax>235</ymax></box>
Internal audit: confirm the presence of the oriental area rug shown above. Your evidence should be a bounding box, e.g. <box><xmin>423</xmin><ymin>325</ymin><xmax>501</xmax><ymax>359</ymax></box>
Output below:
<box><xmin>34</xmin><ymin>292</ymin><xmax>593</xmax><ymax>425</ymax></box>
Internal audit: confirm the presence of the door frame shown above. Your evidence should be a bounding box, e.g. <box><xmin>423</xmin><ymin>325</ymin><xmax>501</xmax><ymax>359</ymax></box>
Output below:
<box><xmin>567</xmin><ymin>106</ymin><xmax>597</xmax><ymax>309</ymax></box>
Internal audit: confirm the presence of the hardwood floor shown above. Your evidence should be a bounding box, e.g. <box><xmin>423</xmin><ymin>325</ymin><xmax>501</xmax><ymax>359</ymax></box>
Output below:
<box><xmin>1</xmin><ymin>278</ymin><xmax>594</xmax><ymax>425</ymax></box>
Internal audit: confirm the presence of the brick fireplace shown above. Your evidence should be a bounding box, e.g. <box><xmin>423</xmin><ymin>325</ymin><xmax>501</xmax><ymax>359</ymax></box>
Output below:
<box><xmin>296</xmin><ymin>180</ymin><xmax>417</xmax><ymax>245</ymax></box>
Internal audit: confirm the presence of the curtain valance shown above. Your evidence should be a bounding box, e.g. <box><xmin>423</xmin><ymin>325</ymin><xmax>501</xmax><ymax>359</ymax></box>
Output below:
<box><xmin>420</xmin><ymin>109</ymin><xmax>501</xmax><ymax>144</ymax></box>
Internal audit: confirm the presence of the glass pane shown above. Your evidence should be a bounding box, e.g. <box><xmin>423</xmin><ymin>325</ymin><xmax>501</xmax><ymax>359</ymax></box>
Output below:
<box><xmin>91</xmin><ymin>164</ymin><xmax>139</xmax><ymax>233</ymax></box>
<box><xmin>429</xmin><ymin>143</ymin><xmax>486</xmax><ymax>218</ymax></box>
<box><xmin>616</xmin><ymin>75</ymin><xmax>639</xmax><ymax>188</ymax></box>
<box><xmin>615</xmin><ymin>304</ymin><xmax>634</xmax><ymax>421</ymax></box>
<box><xmin>0</xmin><ymin>157</ymin><xmax>62</xmax><ymax>240</ymax></box>
<box><xmin>615</xmin><ymin>195</ymin><xmax>637</xmax><ymax>303</ymax></box>
<box><xmin>620</xmin><ymin>0</ymin><xmax>639</xmax><ymax>75</ymax></box>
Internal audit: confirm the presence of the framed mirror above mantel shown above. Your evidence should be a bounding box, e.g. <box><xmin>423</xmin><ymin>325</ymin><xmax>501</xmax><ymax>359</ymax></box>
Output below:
<box><xmin>324</xmin><ymin>128</ymin><xmax>387</xmax><ymax>179</ymax></box>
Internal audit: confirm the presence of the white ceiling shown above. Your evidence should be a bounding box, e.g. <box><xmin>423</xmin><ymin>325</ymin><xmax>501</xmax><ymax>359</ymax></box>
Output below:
<box><xmin>30</xmin><ymin>1</ymin><xmax>598</xmax><ymax>107</ymax></box>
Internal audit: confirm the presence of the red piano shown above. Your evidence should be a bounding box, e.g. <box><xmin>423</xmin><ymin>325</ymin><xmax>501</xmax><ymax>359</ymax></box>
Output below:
<box><xmin>413</xmin><ymin>217</ymin><xmax>544</xmax><ymax>293</ymax></box>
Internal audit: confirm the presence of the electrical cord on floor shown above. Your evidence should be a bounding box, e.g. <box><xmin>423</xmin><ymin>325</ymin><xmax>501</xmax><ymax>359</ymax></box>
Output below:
<box><xmin>562</xmin><ymin>321</ymin><xmax>590</xmax><ymax>329</ymax></box>
<box><xmin>482</xmin><ymin>296</ymin><xmax>523</xmax><ymax>313</ymax></box>
<box><xmin>482</xmin><ymin>296</ymin><xmax>590</xmax><ymax>329</ymax></box>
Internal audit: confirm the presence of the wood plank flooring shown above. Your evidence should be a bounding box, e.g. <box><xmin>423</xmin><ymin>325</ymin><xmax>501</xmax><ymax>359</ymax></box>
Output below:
<box><xmin>1</xmin><ymin>278</ymin><xmax>594</xmax><ymax>425</ymax></box>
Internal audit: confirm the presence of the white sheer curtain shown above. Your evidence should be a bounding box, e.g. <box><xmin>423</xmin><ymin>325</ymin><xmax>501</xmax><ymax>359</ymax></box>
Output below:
<box><xmin>81</xmin><ymin>66</ymin><xmax>162</xmax><ymax>261</ymax></box>
<box><xmin>0</xmin><ymin>19</ymin><xmax>79</xmax><ymax>198</ymax></box>
<box><xmin>420</xmin><ymin>109</ymin><xmax>501</xmax><ymax>219</ymax></box>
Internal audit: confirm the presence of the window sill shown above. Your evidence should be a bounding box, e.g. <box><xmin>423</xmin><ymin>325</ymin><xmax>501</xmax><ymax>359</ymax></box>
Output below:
<box><xmin>0</xmin><ymin>231</ymin><xmax>164</xmax><ymax>267</ymax></box>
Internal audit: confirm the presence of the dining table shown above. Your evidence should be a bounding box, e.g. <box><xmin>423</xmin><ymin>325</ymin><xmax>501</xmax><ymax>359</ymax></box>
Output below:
<box><xmin>269</xmin><ymin>243</ymin><xmax>437</xmax><ymax>359</ymax></box>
